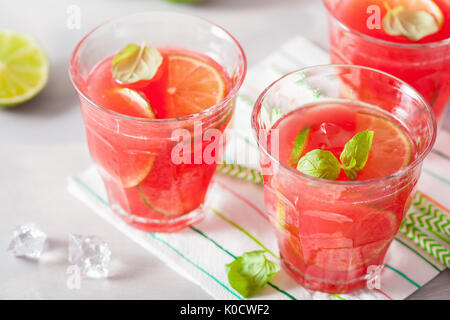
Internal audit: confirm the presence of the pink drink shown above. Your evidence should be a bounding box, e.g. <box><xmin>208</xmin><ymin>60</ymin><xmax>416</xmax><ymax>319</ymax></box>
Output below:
<box><xmin>252</xmin><ymin>66</ymin><xmax>436</xmax><ymax>293</ymax></box>
<box><xmin>324</xmin><ymin>0</ymin><xmax>450</xmax><ymax>121</ymax></box>
<box><xmin>70</xmin><ymin>12</ymin><xmax>246</xmax><ymax>232</ymax></box>
<box><xmin>267</xmin><ymin>102</ymin><xmax>415</xmax><ymax>292</ymax></box>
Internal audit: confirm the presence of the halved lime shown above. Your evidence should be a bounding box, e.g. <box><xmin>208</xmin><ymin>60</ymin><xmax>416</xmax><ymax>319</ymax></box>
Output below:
<box><xmin>0</xmin><ymin>31</ymin><xmax>49</xmax><ymax>107</ymax></box>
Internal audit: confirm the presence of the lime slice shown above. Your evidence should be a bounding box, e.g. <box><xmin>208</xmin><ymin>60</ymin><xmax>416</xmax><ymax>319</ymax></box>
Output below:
<box><xmin>166</xmin><ymin>54</ymin><xmax>226</xmax><ymax>118</ymax></box>
<box><xmin>355</xmin><ymin>112</ymin><xmax>412</xmax><ymax>180</ymax></box>
<box><xmin>136</xmin><ymin>151</ymin><xmax>208</xmax><ymax>217</ymax></box>
<box><xmin>276</xmin><ymin>199</ymin><xmax>286</xmax><ymax>232</ymax></box>
<box><xmin>86</xmin><ymin>127</ymin><xmax>156</xmax><ymax>189</ymax></box>
<box><xmin>289</xmin><ymin>127</ymin><xmax>310</xmax><ymax>167</ymax></box>
<box><xmin>107</xmin><ymin>88</ymin><xmax>156</xmax><ymax>118</ymax></box>
<box><xmin>137</xmin><ymin>185</ymin><xmax>174</xmax><ymax>217</ymax></box>
<box><xmin>0</xmin><ymin>31</ymin><xmax>49</xmax><ymax>107</ymax></box>
<box><xmin>120</xmin><ymin>155</ymin><xmax>155</xmax><ymax>189</ymax></box>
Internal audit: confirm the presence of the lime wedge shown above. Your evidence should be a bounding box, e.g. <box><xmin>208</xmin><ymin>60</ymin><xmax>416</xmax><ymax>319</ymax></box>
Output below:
<box><xmin>0</xmin><ymin>31</ymin><xmax>49</xmax><ymax>107</ymax></box>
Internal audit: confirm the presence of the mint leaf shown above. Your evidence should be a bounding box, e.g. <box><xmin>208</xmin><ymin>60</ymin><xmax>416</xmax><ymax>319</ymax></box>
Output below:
<box><xmin>296</xmin><ymin>149</ymin><xmax>341</xmax><ymax>180</ymax></box>
<box><xmin>112</xmin><ymin>43</ymin><xmax>163</xmax><ymax>84</ymax></box>
<box><xmin>382</xmin><ymin>6</ymin><xmax>441</xmax><ymax>41</ymax></box>
<box><xmin>340</xmin><ymin>130</ymin><xmax>374</xmax><ymax>180</ymax></box>
<box><xmin>226</xmin><ymin>251</ymin><xmax>280</xmax><ymax>298</ymax></box>
<box><xmin>289</xmin><ymin>127</ymin><xmax>310</xmax><ymax>167</ymax></box>
<box><xmin>112</xmin><ymin>44</ymin><xmax>140</xmax><ymax>66</ymax></box>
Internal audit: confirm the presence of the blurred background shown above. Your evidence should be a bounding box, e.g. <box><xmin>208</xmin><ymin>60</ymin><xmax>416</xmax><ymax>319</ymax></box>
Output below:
<box><xmin>0</xmin><ymin>0</ymin><xmax>448</xmax><ymax>299</ymax></box>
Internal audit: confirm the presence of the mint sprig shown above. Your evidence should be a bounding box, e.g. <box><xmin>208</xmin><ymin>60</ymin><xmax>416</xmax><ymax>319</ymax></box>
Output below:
<box><xmin>296</xmin><ymin>130</ymin><xmax>374</xmax><ymax>181</ymax></box>
<box><xmin>382</xmin><ymin>3</ymin><xmax>441</xmax><ymax>41</ymax></box>
<box><xmin>226</xmin><ymin>251</ymin><xmax>280</xmax><ymax>298</ymax></box>
<box><xmin>111</xmin><ymin>43</ymin><xmax>163</xmax><ymax>84</ymax></box>
<box><xmin>340</xmin><ymin>130</ymin><xmax>374</xmax><ymax>180</ymax></box>
<box><xmin>297</xmin><ymin>149</ymin><xmax>341</xmax><ymax>180</ymax></box>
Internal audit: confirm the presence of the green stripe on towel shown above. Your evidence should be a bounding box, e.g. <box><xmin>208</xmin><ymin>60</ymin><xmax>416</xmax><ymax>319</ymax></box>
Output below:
<box><xmin>148</xmin><ymin>232</ymin><xmax>244</xmax><ymax>300</ymax></box>
<box><xmin>190</xmin><ymin>226</ymin><xmax>297</xmax><ymax>300</ymax></box>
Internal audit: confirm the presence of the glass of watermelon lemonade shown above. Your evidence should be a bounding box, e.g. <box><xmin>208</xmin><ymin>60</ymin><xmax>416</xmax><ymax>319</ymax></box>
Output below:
<box><xmin>323</xmin><ymin>0</ymin><xmax>450</xmax><ymax>122</ymax></box>
<box><xmin>69</xmin><ymin>12</ymin><xmax>246</xmax><ymax>232</ymax></box>
<box><xmin>252</xmin><ymin>65</ymin><xmax>436</xmax><ymax>293</ymax></box>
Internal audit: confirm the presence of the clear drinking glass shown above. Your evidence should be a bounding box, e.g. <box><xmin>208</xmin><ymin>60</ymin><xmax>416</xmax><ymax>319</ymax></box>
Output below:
<box><xmin>69</xmin><ymin>12</ymin><xmax>246</xmax><ymax>232</ymax></box>
<box><xmin>323</xmin><ymin>0</ymin><xmax>450</xmax><ymax>122</ymax></box>
<box><xmin>252</xmin><ymin>65</ymin><xmax>436</xmax><ymax>293</ymax></box>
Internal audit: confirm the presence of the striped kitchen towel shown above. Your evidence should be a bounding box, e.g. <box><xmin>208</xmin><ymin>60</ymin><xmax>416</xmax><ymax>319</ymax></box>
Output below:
<box><xmin>68</xmin><ymin>36</ymin><xmax>450</xmax><ymax>300</ymax></box>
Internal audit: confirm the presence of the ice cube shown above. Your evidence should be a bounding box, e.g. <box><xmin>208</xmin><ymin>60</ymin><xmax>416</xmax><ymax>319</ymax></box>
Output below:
<box><xmin>7</xmin><ymin>224</ymin><xmax>47</xmax><ymax>259</ymax></box>
<box><xmin>68</xmin><ymin>234</ymin><xmax>111</xmax><ymax>278</ymax></box>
